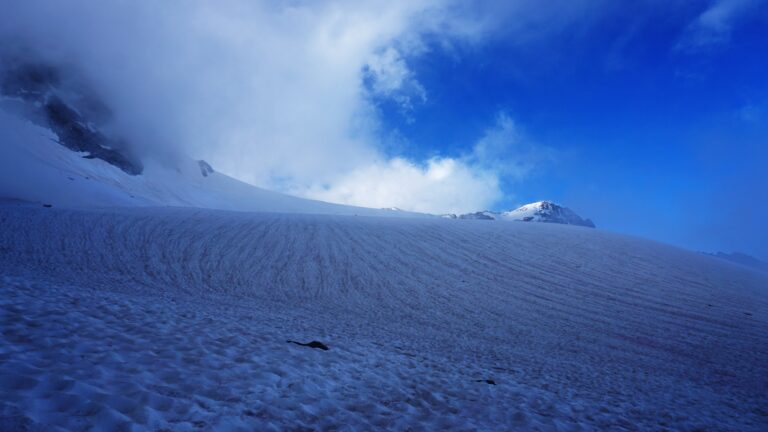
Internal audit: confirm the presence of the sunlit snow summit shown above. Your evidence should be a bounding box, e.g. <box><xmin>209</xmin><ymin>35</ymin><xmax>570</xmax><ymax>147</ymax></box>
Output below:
<box><xmin>444</xmin><ymin>201</ymin><xmax>595</xmax><ymax>228</ymax></box>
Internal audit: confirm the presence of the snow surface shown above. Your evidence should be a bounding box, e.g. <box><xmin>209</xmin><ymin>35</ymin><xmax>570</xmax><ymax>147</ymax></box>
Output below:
<box><xmin>2</xmin><ymin>205</ymin><xmax>767</xmax><ymax>431</ymax></box>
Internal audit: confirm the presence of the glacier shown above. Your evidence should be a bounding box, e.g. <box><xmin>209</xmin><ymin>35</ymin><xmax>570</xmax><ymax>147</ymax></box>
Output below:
<box><xmin>1</xmin><ymin>204</ymin><xmax>767</xmax><ymax>431</ymax></box>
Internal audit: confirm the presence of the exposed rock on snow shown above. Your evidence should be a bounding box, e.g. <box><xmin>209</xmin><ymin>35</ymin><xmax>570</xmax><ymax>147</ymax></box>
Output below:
<box><xmin>0</xmin><ymin>106</ymin><xmax>426</xmax><ymax>217</ymax></box>
<box><xmin>198</xmin><ymin>160</ymin><xmax>214</xmax><ymax>177</ymax></box>
<box><xmin>459</xmin><ymin>211</ymin><xmax>495</xmax><ymax>220</ymax></box>
<box><xmin>288</xmin><ymin>340</ymin><xmax>330</xmax><ymax>350</ymax></box>
<box><xmin>0</xmin><ymin>62</ymin><xmax>143</xmax><ymax>175</ymax></box>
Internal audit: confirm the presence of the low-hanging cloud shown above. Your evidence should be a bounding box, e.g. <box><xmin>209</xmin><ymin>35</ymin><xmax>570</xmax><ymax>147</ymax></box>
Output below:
<box><xmin>299</xmin><ymin>113</ymin><xmax>554</xmax><ymax>214</ymax></box>
<box><xmin>0</xmin><ymin>1</ymin><xmax>569</xmax><ymax>213</ymax></box>
<box><xmin>300</xmin><ymin>157</ymin><xmax>501</xmax><ymax>214</ymax></box>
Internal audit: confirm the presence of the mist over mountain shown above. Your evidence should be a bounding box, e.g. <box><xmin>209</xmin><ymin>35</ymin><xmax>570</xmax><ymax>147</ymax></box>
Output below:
<box><xmin>1</xmin><ymin>61</ymin><xmax>143</xmax><ymax>175</ymax></box>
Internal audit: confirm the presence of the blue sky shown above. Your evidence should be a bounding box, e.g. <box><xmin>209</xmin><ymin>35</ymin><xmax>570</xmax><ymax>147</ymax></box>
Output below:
<box><xmin>3</xmin><ymin>0</ymin><xmax>766</xmax><ymax>258</ymax></box>
<box><xmin>368</xmin><ymin>0</ymin><xmax>768</xmax><ymax>258</ymax></box>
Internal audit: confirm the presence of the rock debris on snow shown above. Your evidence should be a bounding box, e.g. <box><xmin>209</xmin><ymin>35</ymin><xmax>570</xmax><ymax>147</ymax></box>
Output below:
<box><xmin>287</xmin><ymin>340</ymin><xmax>330</xmax><ymax>350</ymax></box>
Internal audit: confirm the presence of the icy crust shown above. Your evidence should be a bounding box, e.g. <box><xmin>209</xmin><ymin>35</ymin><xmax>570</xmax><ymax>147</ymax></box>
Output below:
<box><xmin>1</xmin><ymin>206</ymin><xmax>768</xmax><ymax>431</ymax></box>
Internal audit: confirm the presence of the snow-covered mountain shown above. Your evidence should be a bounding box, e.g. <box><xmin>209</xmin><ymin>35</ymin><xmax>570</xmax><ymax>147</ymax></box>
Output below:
<box><xmin>2</xmin><ymin>61</ymin><xmax>767</xmax><ymax>431</ymax></box>
<box><xmin>0</xmin><ymin>62</ymin><xmax>594</xmax><ymax>227</ymax></box>
<box><xmin>0</xmin><ymin>62</ymin><xmax>143</xmax><ymax>175</ymax></box>
<box><xmin>0</xmin><ymin>61</ymin><xmax>418</xmax><ymax>218</ymax></box>
<box><xmin>500</xmin><ymin>200</ymin><xmax>596</xmax><ymax>227</ymax></box>
<box><xmin>444</xmin><ymin>200</ymin><xmax>596</xmax><ymax>228</ymax></box>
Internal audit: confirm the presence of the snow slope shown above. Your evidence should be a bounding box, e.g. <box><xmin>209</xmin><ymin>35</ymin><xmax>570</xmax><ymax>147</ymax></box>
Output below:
<box><xmin>0</xmin><ymin>61</ymin><xmax>425</xmax><ymax>218</ymax></box>
<box><xmin>2</xmin><ymin>205</ymin><xmax>767</xmax><ymax>431</ymax></box>
<box><xmin>0</xmin><ymin>109</ymin><xmax>417</xmax><ymax>218</ymax></box>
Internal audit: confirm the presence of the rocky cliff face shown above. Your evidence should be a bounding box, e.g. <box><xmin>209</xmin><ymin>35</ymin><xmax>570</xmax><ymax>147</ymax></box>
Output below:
<box><xmin>0</xmin><ymin>62</ymin><xmax>143</xmax><ymax>175</ymax></box>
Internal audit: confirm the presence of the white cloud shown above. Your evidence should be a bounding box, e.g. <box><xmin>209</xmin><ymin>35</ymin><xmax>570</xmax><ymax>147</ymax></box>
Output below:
<box><xmin>301</xmin><ymin>157</ymin><xmax>500</xmax><ymax>214</ymax></box>
<box><xmin>469</xmin><ymin>112</ymin><xmax>553</xmax><ymax>181</ymax></box>
<box><xmin>364</xmin><ymin>47</ymin><xmax>427</xmax><ymax>114</ymax></box>
<box><xmin>0</xmin><ymin>1</ymin><xmax>558</xmax><ymax>214</ymax></box>
<box><xmin>299</xmin><ymin>112</ymin><xmax>553</xmax><ymax>214</ymax></box>
<box><xmin>676</xmin><ymin>0</ymin><xmax>764</xmax><ymax>51</ymax></box>
<box><xmin>0</xmin><ymin>1</ymin><xmax>470</xmax><ymax>183</ymax></box>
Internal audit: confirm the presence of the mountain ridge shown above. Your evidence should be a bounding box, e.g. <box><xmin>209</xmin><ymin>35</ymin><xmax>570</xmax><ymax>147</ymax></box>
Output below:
<box><xmin>443</xmin><ymin>200</ymin><xmax>595</xmax><ymax>228</ymax></box>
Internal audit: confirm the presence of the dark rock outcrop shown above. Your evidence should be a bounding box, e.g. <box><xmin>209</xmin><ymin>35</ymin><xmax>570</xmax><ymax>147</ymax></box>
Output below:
<box><xmin>459</xmin><ymin>212</ymin><xmax>495</xmax><ymax>220</ymax></box>
<box><xmin>198</xmin><ymin>160</ymin><xmax>214</xmax><ymax>177</ymax></box>
<box><xmin>1</xmin><ymin>62</ymin><xmax>143</xmax><ymax>175</ymax></box>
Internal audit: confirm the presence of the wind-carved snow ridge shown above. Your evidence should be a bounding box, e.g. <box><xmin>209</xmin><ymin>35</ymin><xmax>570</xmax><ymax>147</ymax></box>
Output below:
<box><xmin>444</xmin><ymin>200</ymin><xmax>596</xmax><ymax>228</ymax></box>
<box><xmin>1</xmin><ymin>206</ymin><xmax>767</xmax><ymax>431</ymax></box>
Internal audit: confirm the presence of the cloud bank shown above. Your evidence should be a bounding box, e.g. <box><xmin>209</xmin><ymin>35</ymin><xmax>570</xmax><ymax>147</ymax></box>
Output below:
<box><xmin>0</xmin><ymin>1</ymin><xmax>577</xmax><ymax>213</ymax></box>
<box><xmin>299</xmin><ymin>113</ymin><xmax>552</xmax><ymax>214</ymax></box>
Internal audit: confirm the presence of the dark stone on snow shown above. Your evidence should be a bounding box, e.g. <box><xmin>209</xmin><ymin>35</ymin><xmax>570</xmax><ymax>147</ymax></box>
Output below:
<box><xmin>42</xmin><ymin>204</ymin><xmax>52</xmax><ymax>208</ymax></box>
<box><xmin>476</xmin><ymin>379</ymin><xmax>496</xmax><ymax>385</ymax></box>
<box><xmin>458</xmin><ymin>212</ymin><xmax>495</xmax><ymax>220</ymax></box>
<box><xmin>198</xmin><ymin>160</ymin><xmax>214</xmax><ymax>177</ymax></box>
<box><xmin>287</xmin><ymin>340</ymin><xmax>329</xmax><ymax>350</ymax></box>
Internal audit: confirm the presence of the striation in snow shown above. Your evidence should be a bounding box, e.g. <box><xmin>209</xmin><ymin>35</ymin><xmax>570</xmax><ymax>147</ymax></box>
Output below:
<box><xmin>1</xmin><ymin>206</ymin><xmax>766</xmax><ymax>431</ymax></box>
<box><xmin>2</xmin><ymin>58</ymin><xmax>767</xmax><ymax>432</ymax></box>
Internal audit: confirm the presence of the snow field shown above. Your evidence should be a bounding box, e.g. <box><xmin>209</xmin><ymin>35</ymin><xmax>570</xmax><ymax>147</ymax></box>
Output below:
<box><xmin>1</xmin><ymin>205</ymin><xmax>767</xmax><ymax>431</ymax></box>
